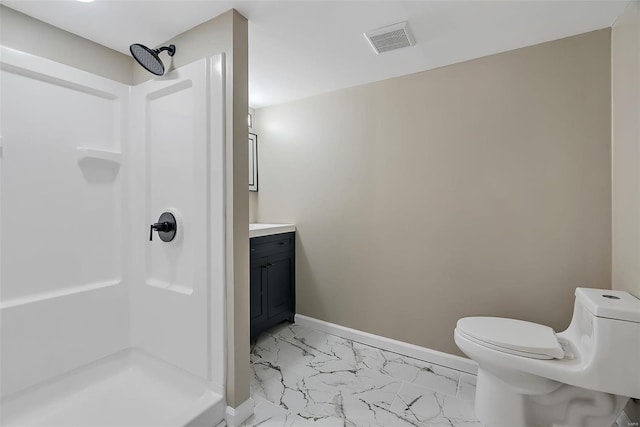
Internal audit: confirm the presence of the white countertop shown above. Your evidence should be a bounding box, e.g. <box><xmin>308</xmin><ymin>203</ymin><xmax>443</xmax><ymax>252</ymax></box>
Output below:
<box><xmin>249</xmin><ymin>223</ymin><xmax>296</xmax><ymax>238</ymax></box>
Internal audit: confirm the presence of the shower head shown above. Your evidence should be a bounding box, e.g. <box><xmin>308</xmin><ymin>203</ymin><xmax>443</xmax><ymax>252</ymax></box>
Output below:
<box><xmin>130</xmin><ymin>43</ymin><xmax>176</xmax><ymax>76</ymax></box>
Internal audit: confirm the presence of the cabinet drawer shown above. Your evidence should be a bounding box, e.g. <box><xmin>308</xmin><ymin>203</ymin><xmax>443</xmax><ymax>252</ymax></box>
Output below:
<box><xmin>250</xmin><ymin>233</ymin><xmax>294</xmax><ymax>256</ymax></box>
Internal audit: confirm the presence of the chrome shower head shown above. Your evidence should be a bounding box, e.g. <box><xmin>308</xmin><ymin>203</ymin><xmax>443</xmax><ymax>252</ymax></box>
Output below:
<box><xmin>130</xmin><ymin>43</ymin><xmax>176</xmax><ymax>76</ymax></box>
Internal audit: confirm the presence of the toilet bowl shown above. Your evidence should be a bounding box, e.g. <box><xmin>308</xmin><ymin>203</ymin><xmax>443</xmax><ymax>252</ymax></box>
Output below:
<box><xmin>454</xmin><ymin>288</ymin><xmax>640</xmax><ymax>427</ymax></box>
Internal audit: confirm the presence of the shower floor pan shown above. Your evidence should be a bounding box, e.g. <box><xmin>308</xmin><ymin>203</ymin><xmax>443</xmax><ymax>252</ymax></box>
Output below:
<box><xmin>1</xmin><ymin>349</ymin><xmax>225</xmax><ymax>427</ymax></box>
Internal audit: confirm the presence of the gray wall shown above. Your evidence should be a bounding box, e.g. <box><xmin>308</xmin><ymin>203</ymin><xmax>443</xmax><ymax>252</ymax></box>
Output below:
<box><xmin>0</xmin><ymin>5</ymin><xmax>133</xmax><ymax>84</ymax></box>
<box><xmin>253</xmin><ymin>30</ymin><xmax>612</xmax><ymax>356</ymax></box>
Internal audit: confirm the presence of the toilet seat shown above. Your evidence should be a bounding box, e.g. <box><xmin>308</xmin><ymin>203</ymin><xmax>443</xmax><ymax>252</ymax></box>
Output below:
<box><xmin>456</xmin><ymin>317</ymin><xmax>564</xmax><ymax>360</ymax></box>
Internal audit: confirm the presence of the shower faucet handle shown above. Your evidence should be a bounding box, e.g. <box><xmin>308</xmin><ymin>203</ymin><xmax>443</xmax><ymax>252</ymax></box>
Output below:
<box><xmin>149</xmin><ymin>212</ymin><xmax>178</xmax><ymax>242</ymax></box>
<box><xmin>149</xmin><ymin>222</ymin><xmax>171</xmax><ymax>241</ymax></box>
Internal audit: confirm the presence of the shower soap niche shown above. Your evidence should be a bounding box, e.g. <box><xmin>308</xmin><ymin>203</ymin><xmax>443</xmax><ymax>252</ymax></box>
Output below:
<box><xmin>76</xmin><ymin>147</ymin><xmax>121</xmax><ymax>167</ymax></box>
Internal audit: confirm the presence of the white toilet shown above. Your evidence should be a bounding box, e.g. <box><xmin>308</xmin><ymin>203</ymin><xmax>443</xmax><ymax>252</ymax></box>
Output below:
<box><xmin>454</xmin><ymin>288</ymin><xmax>640</xmax><ymax>427</ymax></box>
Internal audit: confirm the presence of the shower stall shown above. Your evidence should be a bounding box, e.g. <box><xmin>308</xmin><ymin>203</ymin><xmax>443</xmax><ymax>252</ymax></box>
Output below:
<box><xmin>0</xmin><ymin>45</ymin><xmax>227</xmax><ymax>425</ymax></box>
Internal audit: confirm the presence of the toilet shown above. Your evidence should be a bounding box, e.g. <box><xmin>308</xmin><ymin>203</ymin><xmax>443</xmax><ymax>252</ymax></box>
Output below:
<box><xmin>454</xmin><ymin>288</ymin><xmax>640</xmax><ymax>427</ymax></box>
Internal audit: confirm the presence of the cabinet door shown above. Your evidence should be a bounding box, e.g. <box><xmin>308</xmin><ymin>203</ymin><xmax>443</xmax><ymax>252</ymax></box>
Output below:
<box><xmin>250</xmin><ymin>256</ymin><xmax>268</xmax><ymax>323</ymax></box>
<box><xmin>266</xmin><ymin>252</ymin><xmax>293</xmax><ymax>319</ymax></box>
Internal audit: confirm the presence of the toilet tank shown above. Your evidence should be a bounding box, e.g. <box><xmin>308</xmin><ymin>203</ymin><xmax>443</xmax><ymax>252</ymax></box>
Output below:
<box><xmin>563</xmin><ymin>288</ymin><xmax>640</xmax><ymax>399</ymax></box>
<box><xmin>576</xmin><ymin>288</ymin><xmax>640</xmax><ymax>323</ymax></box>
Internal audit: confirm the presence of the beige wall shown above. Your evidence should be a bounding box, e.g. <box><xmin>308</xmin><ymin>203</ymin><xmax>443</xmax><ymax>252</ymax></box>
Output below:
<box><xmin>249</xmin><ymin>108</ymin><xmax>259</xmax><ymax>222</ymax></box>
<box><xmin>143</xmin><ymin>10</ymin><xmax>250</xmax><ymax>407</ymax></box>
<box><xmin>0</xmin><ymin>5</ymin><xmax>133</xmax><ymax>84</ymax></box>
<box><xmin>612</xmin><ymin>0</ymin><xmax>640</xmax><ymax>299</ymax></box>
<box><xmin>228</xmin><ymin>10</ymin><xmax>250</xmax><ymax>408</ymax></box>
<box><xmin>254</xmin><ymin>30</ymin><xmax>612</xmax><ymax>356</ymax></box>
<box><xmin>612</xmin><ymin>2</ymin><xmax>640</xmax><ymax>421</ymax></box>
<box><xmin>249</xmin><ymin>192</ymin><xmax>259</xmax><ymax>223</ymax></box>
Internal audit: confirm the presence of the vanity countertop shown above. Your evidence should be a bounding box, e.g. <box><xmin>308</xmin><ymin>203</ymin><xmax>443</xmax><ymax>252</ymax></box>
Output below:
<box><xmin>249</xmin><ymin>223</ymin><xmax>296</xmax><ymax>238</ymax></box>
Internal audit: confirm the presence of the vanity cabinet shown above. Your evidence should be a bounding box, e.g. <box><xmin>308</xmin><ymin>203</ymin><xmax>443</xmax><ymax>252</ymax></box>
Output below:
<box><xmin>250</xmin><ymin>232</ymin><xmax>295</xmax><ymax>339</ymax></box>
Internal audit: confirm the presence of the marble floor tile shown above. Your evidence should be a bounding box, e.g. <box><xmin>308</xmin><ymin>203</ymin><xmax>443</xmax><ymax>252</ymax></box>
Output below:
<box><xmin>289</xmin><ymin>416</ymin><xmax>358</xmax><ymax>427</ymax></box>
<box><xmin>322</xmin><ymin>387</ymin><xmax>416</xmax><ymax>427</ymax></box>
<box><xmin>373</xmin><ymin>350</ymin><xmax>461</xmax><ymax>397</ymax></box>
<box><xmin>242</xmin><ymin>396</ymin><xmax>299</xmax><ymax>427</ymax></box>
<box><xmin>250</xmin><ymin>323</ymin><xmax>481</xmax><ymax>427</ymax></box>
<box><xmin>388</xmin><ymin>382</ymin><xmax>482</xmax><ymax>426</ymax></box>
<box><xmin>251</xmin><ymin>333</ymin><xmax>320</xmax><ymax>375</ymax></box>
<box><xmin>251</xmin><ymin>360</ymin><xmax>337</xmax><ymax>421</ymax></box>
<box><xmin>456</xmin><ymin>373</ymin><xmax>477</xmax><ymax>402</ymax></box>
<box><xmin>258</xmin><ymin>325</ymin><xmax>364</xmax><ymax>377</ymax></box>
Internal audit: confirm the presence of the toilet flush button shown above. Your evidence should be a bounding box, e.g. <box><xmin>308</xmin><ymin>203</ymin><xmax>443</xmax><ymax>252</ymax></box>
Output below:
<box><xmin>602</xmin><ymin>294</ymin><xmax>620</xmax><ymax>300</ymax></box>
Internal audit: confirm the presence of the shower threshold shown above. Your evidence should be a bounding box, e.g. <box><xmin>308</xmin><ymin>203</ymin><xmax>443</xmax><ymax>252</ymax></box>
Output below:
<box><xmin>1</xmin><ymin>349</ymin><xmax>225</xmax><ymax>427</ymax></box>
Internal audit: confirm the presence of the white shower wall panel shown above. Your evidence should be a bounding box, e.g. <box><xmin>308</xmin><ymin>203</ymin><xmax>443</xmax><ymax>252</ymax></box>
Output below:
<box><xmin>1</xmin><ymin>285</ymin><xmax>128</xmax><ymax>397</ymax></box>
<box><xmin>0</xmin><ymin>47</ymin><xmax>129</xmax><ymax>396</ymax></box>
<box><xmin>147</xmin><ymin>83</ymin><xmax>201</xmax><ymax>294</ymax></box>
<box><xmin>1</xmin><ymin>59</ymin><xmax>123</xmax><ymax>301</ymax></box>
<box><xmin>129</xmin><ymin>56</ymin><xmax>226</xmax><ymax>389</ymax></box>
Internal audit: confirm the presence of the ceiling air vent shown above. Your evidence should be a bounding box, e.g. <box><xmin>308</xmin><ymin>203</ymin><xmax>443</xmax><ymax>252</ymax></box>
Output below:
<box><xmin>364</xmin><ymin>21</ymin><xmax>415</xmax><ymax>54</ymax></box>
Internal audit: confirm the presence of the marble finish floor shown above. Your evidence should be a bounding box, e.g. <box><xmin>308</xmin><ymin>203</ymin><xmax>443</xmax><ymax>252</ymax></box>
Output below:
<box><xmin>245</xmin><ymin>323</ymin><xmax>481</xmax><ymax>427</ymax></box>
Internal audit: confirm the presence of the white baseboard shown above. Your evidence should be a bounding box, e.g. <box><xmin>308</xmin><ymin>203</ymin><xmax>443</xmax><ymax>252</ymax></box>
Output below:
<box><xmin>294</xmin><ymin>314</ymin><xmax>477</xmax><ymax>375</ymax></box>
<box><xmin>225</xmin><ymin>397</ymin><xmax>254</xmax><ymax>427</ymax></box>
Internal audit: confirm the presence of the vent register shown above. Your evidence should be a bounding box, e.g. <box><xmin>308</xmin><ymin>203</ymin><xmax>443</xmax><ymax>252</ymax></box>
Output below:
<box><xmin>364</xmin><ymin>22</ymin><xmax>415</xmax><ymax>54</ymax></box>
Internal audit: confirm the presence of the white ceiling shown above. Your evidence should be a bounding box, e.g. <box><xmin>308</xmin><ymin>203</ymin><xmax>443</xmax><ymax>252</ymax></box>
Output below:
<box><xmin>2</xmin><ymin>0</ymin><xmax>629</xmax><ymax>108</ymax></box>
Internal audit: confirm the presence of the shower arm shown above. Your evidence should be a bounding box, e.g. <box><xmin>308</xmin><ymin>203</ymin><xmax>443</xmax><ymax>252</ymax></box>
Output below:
<box><xmin>154</xmin><ymin>45</ymin><xmax>176</xmax><ymax>57</ymax></box>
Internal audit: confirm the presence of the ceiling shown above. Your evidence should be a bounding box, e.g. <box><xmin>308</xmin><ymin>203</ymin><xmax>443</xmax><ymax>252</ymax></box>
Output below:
<box><xmin>2</xmin><ymin>1</ymin><xmax>629</xmax><ymax>108</ymax></box>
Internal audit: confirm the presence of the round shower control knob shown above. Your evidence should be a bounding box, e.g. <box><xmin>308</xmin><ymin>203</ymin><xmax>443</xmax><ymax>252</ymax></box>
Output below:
<box><xmin>149</xmin><ymin>212</ymin><xmax>177</xmax><ymax>242</ymax></box>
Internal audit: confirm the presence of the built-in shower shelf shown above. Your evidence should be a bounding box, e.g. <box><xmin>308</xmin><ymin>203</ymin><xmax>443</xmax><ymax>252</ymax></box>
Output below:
<box><xmin>76</xmin><ymin>147</ymin><xmax>121</xmax><ymax>167</ymax></box>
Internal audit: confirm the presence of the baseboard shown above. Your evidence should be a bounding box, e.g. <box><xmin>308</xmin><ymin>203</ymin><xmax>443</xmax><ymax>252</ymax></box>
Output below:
<box><xmin>225</xmin><ymin>397</ymin><xmax>254</xmax><ymax>427</ymax></box>
<box><xmin>294</xmin><ymin>314</ymin><xmax>478</xmax><ymax>375</ymax></box>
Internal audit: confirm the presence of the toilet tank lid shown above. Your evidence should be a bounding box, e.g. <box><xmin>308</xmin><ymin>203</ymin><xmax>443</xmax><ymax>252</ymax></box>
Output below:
<box><xmin>576</xmin><ymin>288</ymin><xmax>640</xmax><ymax>323</ymax></box>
